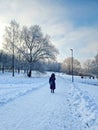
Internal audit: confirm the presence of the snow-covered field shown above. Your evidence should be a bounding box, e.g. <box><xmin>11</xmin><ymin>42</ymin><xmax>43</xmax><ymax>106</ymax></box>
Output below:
<box><xmin>0</xmin><ymin>72</ymin><xmax>98</xmax><ymax>130</ymax></box>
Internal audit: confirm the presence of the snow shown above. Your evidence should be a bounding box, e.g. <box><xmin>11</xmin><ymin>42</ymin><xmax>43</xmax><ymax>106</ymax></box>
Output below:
<box><xmin>0</xmin><ymin>72</ymin><xmax>98</xmax><ymax>130</ymax></box>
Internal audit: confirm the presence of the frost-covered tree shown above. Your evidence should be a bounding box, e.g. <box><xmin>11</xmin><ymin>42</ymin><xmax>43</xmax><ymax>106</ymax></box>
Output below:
<box><xmin>61</xmin><ymin>57</ymin><xmax>81</xmax><ymax>75</ymax></box>
<box><xmin>3</xmin><ymin>20</ymin><xmax>58</xmax><ymax>77</ymax></box>
<box><xmin>83</xmin><ymin>59</ymin><xmax>92</xmax><ymax>74</ymax></box>
<box><xmin>61</xmin><ymin>57</ymin><xmax>71</xmax><ymax>74</ymax></box>
<box><xmin>16</xmin><ymin>25</ymin><xmax>59</xmax><ymax>77</ymax></box>
<box><xmin>3</xmin><ymin>20</ymin><xmax>20</xmax><ymax>76</ymax></box>
<box><xmin>83</xmin><ymin>54</ymin><xmax>98</xmax><ymax>77</ymax></box>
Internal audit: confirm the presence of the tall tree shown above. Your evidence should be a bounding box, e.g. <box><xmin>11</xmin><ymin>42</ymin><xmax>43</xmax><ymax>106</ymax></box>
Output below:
<box><xmin>16</xmin><ymin>25</ymin><xmax>59</xmax><ymax>77</ymax></box>
<box><xmin>3</xmin><ymin>20</ymin><xmax>20</xmax><ymax>76</ymax></box>
<box><xmin>3</xmin><ymin>21</ymin><xmax>58</xmax><ymax>77</ymax></box>
<box><xmin>62</xmin><ymin>57</ymin><xmax>81</xmax><ymax>75</ymax></box>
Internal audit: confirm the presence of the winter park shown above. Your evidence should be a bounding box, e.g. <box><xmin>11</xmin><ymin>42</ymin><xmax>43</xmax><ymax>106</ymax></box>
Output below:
<box><xmin>0</xmin><ymin>71</ymin><xmax>98</xmax><ymax>130</ymax></box>
<box><xmin>0</xmin><ymin>0</ymin><xmax>98</xmax><ymax>130</ymax></box>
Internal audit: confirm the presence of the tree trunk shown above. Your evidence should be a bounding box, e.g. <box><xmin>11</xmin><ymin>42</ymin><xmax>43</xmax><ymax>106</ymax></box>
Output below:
<box><xmin>27</xmin><ymin>61</ymin><xmax>32</xmax><ymax>77</ymax></box>
<box><xmin>27</xmin><ymin>69</ymin><xmax>32</xmax><ymax>77</ymax></box>
<box><xmin>12</xmin><ymin>53</ymin><xmax>14</xmax><ymax>77</ymax></box>
<box><xmin>2</xmin><ymin>65</ymin><xmax>4</xmax><ymax>73</ymax></box>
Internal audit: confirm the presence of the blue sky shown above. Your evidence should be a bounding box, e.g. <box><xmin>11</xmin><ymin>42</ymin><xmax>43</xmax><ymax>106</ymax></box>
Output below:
<box><xmin>0</xmin><ymin>0</ymin><xmax>98</xmax><ymax>63</ymax></box>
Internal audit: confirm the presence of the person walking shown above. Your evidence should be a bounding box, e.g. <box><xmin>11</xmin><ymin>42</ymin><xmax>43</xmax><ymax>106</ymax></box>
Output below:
<box><xmin>49</xmin><ymin>73</ymin><xmax>56</xmax><ymax>93</ymax></box>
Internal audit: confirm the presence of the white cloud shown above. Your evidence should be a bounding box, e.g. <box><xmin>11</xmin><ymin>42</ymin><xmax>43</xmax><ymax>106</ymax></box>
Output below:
<box><xmin>0</xmin><ymin>0</ymin><xmax>98</xmax><ymax>63</ymax></box>
<box><xmin>54</xmin><ymin>26</ymin><xmax>98</xmax><ymax>62</ymax></box>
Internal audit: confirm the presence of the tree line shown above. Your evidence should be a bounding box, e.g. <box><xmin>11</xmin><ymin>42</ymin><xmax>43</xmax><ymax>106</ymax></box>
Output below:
<box><xmin>1</xmin><ymin>20</ymin><xmax>58</xmax><ymax>77</ymax></box>
<box><xmin>61</xmin><ymin>55</ymin><xmax>98</xmax><ymax>78</ymax></box>
<box><xmin>0</xmin><ymin>20</ymin><xmax>98</xmax><ymax>78</ymax></box>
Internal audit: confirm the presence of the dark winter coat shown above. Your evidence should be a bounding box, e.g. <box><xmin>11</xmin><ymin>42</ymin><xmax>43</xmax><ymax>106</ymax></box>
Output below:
<box><xmin>49</xmin><ymin>74</ymin><xmax>56</xmax><ymax>90</ymax></box>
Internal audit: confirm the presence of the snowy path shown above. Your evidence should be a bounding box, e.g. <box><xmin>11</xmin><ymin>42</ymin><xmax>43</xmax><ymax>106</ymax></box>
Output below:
<box><xmin>0</xmin><ymin>76</ymin><xmax>98</xmax><ymax>130</ymax></box>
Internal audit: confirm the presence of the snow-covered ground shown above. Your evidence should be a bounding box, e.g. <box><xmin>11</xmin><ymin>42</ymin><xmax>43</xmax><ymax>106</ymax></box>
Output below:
<box><xmin>0</xmin><ymin>72</ymin><xmax>98</xmax><ymax>130</ymax></box>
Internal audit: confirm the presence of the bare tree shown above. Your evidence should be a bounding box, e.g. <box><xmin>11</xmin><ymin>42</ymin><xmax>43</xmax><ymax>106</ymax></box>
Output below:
<box><xmin>16</xmin><ymin>25</ymin><xmax>59</xmax><ymax>77</ymax></box>
<box><xmin>61</xmin><ymin>57</ymin><xmax>81</xmax><ymax>75</ymax></box>
<box><xmin>73</xmin><ymin>59</ymin><xmax>81</xmax><ymax>75</ymax></box>
<box><xmin>3</xmin><ymin>21</ymin><xmax>58</xmax><ymax>77</ymax></box>
<box><xmin>83</xmin><ymin>59</ymin><xmax>92</xmax><ymax>74</ymax></box>
<box><xmin>3</xmin><ymin>20</ymin><xmax>20</xmax><ymax>76</ymax></box>
<box><xmin>61</xmin><ymin>57</ymin><xmax>71</xmax><ymax>74</ymax></box>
